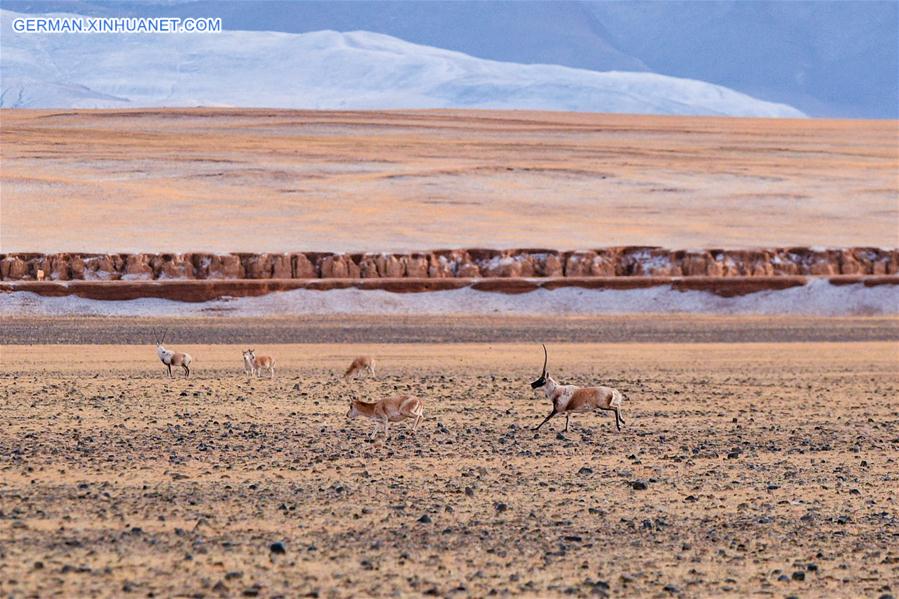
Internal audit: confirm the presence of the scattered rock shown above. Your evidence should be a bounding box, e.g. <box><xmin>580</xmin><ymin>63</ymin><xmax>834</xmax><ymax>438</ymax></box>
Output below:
<box><xmin>269</xmin><ymin>541</ymin><xmax>286</xmax><ymax>555</ymax></box>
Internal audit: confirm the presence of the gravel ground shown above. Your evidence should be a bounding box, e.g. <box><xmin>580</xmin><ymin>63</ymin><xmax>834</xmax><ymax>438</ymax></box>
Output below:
<box><xmin>1</xmin><ymin>341</ymin><xmax>897</xmax><ymax>597</ymax></box>
<box><xmin>2</xmin><ymin>314</ymin><xmax>898</xmax><ymax>345</ymax></box>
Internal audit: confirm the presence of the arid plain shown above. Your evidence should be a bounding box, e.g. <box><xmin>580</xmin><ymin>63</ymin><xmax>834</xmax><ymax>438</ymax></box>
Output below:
<box><xmin>2</xmin><ymin>319</ymin><xmax>899</xmax><ymax>598</ymax></box>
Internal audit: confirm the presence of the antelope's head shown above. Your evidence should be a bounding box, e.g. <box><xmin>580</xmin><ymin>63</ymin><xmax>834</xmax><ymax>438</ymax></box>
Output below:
<box><xmin>530</xmin><ymin>344</ymin><xmax>549</xmax><ymax>389</ymax></box>
<box><xmin>242</xmin><ymin>349</ymin><xmax>255</xmax><ymax>361</ymax></box>
<box><xmin>346</xmin><ymin>401</ymin><xmax>360</xmax><ymax>420</ymax></box>
<box><xmin>154</xmin><ymin>329</ymin><xmax>170</xmax><ymax>355</ymax></box>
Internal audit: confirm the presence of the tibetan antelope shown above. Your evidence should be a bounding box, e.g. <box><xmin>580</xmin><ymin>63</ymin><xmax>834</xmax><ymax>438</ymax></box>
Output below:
<box><xmin>531</xmin><ymin>345</ymin><xmax>625</xmax><ymax>433</ymax></box>
<box><xmin>154</xmin><ymin>329</ymin><xmax>192</xmax><ymax>378</ymax></box>
<box><xmin>346</xmin><ymin>395</ymin><xmax>424</xmax><ymax>439</ymax></box>
<box><xmin>242</xmin><ymin>349</ymin><xmax>275</xmax><ymax>379</ymax></box>
<box><xmin>344</xmin><ymin>356</ymin><xmax>376</xmax><ymax>380</ymax></box>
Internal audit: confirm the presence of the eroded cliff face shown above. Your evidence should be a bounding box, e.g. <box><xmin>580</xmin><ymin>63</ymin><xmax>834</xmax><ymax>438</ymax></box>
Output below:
<box><xmin>1</xmin><ymin>247</ymin><xmax>897</xmax><ymax>281</ymax></box>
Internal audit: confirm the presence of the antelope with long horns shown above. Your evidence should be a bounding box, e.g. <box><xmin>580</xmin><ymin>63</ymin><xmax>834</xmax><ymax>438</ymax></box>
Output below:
<box><xmin>531</xmin><ymin>345</ymin><xmax>625</xmax><ymax>433</ymax></box>
<box><xmin>154</xmin><ymin>329</ymin><xmax>192</xmax><ymax>378</ymax></box>
<box><xmin>346</xmin><ymin>395</ymin><xmax>424</xmax><ymax>439</ymax></box>
<box><xmin>242</xmin><ymin>349</ymin><xmax>275</xmax><ymax>379</ymax></box>
<box><xmin>344</xmin><ymin>356</ymin><xmax>376</xmax><ymax>380</ymax></box>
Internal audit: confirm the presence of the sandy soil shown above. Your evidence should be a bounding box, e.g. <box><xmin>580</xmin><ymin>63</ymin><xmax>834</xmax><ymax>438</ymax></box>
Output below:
<box><xmin>2</xmin><ymin>109</ymin><xmax>896</xmax><ymax>253</ymax></box>
<box><xmin>1</xmin><ymin>337</ymin><xmax>897</xmax><ymax>598</ymax></box>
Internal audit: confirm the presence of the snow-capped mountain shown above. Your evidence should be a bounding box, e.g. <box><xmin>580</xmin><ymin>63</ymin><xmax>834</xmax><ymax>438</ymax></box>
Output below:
<box><xmin>0</xmin><ymin>9</ymin><xmax>804</xmax><ymax>116</ymax></box>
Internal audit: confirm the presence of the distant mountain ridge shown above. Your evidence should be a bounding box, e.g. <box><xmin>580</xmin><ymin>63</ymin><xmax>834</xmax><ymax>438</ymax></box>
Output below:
<box><xmin>2</xmin><ymin>0</ymin><xmax>895</xmax><ymax>117</ymax></box>
<box><xmin>0</xmin><ymin>9</ymin><xmax>803</xmax><ymax>116</ymax></box>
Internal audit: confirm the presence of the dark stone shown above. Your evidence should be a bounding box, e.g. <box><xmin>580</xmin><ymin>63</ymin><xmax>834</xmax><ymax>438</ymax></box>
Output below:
<box><xmin>631</xmin><ymin>480</ymin><xmax>648</xmax><ymax>490</ymax></box>
<box><xmin>791</xmin><ymin>571</ymin><xmax>805</xmax><ymax>581</ymax></box>
<box><xmin>269</xmin><ymin>541</ymin><xmax>286</xmax><ymax>554</ymax></box>
<box><xmin>418</xmin><ymin>514</ymin><xmax>432</xmax><ymax>524</ymax></box>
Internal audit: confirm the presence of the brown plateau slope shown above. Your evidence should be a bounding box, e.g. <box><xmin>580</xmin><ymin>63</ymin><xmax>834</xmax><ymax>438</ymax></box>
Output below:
<box><xmin>1</xmin><ymin>109</ymin><xmax>896</xmax><ymax>253</ymax></box>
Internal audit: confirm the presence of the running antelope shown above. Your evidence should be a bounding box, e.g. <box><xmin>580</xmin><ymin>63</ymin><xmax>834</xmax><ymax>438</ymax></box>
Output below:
<box><xmin>242</xmin><ymin>349</ymin><xmax>275</xmax><ymax>379</ymax></box>
<box><xmin>531</xmin><ymin>345</ymin><xmax>625</xmax><ymax>432</ymax></box>
<box><xmin>344</xmin><ymin>356</ymin><xmax>376</xmax><ymax>380</ymax></box>
<box><xmin>154</xmin><ymin>329</ymin><xmax>192</xmax><ymax>378</ymax></box>
<box><xmin>346</xmin><ymin>395</ymin><xmax>424</xmax><ymax>439</ymax></box>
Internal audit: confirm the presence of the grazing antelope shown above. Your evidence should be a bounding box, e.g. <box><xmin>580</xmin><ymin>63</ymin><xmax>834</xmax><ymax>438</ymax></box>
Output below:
<box><xmin>346</xmin><ymin>395</ymin><xmax>424</xmax><ymax>439</ymax></box>
<box><xmin>344</xmin><ymin>356</ymin><xmax>376</xmax><ymax>380</ymax></box>
<box><xmin>154</xmin><ymin>329</ymin><xmax>192</xmax><ymax>378</ymax></box>
<box><xmin>242</xmin><ymin>349</ymin><xmax>275</xmax><ymax>379</ymax></box>
<box><xmin>531</xmin><ymin>345</ymin><xmax>625</xmax><ymax>433</ymax></box>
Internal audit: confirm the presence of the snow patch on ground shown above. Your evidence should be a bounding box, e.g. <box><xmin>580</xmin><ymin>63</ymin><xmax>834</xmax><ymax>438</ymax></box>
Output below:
<box><xmin>1</xmin><ymin>280</ymin><xmax>895</xmax><ymax>318</ymax></box>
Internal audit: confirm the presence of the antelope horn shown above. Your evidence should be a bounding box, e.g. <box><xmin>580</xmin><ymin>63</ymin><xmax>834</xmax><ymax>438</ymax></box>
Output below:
<box><xmin>161</xmin><ymin>328</ymin><xmax>168</xmax><ymax>344</ymax></box>
<box><xmin>541</xmin><ymin>343</ymin><xmax>548</xmax><ymax>376</ymax></box>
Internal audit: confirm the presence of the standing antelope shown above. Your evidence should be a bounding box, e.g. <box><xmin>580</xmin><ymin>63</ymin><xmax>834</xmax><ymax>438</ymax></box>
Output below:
<box><xmin>242</xmin><ymin>349</ymin><xmax>275</xmax><ymax>379</ymax></box>
<box><xmin>346</xmin><ymin>395</ymin><xmax>424</xmax><ymax>439</ymax></box>
<box><xmin>531</xmin><ymin>345</ymin><xmax>625</xmax><ymax>433</ymax></box>
<box><xmin>154</xmin><ymin>329</ymin><xmax>192</xmax><ymax>378</ymax></box>
<box><xmin>344</xmin><ymin>356</ymin><xmax>376</xmax><ymax>380</ymax></box>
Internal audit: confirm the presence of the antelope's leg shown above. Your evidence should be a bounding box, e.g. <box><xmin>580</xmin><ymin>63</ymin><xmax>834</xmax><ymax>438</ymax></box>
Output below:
<box><xmin>613</xmin><ymin>407</ymin><xmax>622</xmax><ymax>431</ymax></box>
<box><xmin>534</xmin><ymin>410</ymin><xmax>556</xmax><ymax>431</ymax></box>
<box><xmin>383</xmin><ymin>418</ymin><xmax>390</xmax><ymax>438</ymax></box>
<box><xmin>565</xmin><ymin>414</ymin><xmax>571</xmax><ymax>432</ymax></box>
<box><xmin>412</xmin><ymin>414</ymin><xmax>422</xmax><ymax>432</ymax></box>
<box><xmin>270</xmin><ymin>367</ymin><xmax>275</xmax><ymax>380</ymax></box>
<box><xmin>166</xmin><ymin>364</ymin><xmax>173</xmax><ymax>378</ymax></box>
<box><xmin>600</xmin><ymin>407</ymin><xmax>621</xmax><ymax>431</ymax></box>
<box><xmin>183</xmin><ymin>364</ymin><xmax>190</xmax><ymax>378</ymax></box>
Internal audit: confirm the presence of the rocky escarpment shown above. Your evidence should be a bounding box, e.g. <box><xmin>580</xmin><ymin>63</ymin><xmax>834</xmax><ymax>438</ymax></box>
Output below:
<box><xmin>1</xmin><ymin>247</ymin><xmax>897</xmax><ymax>281</ymax></box>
